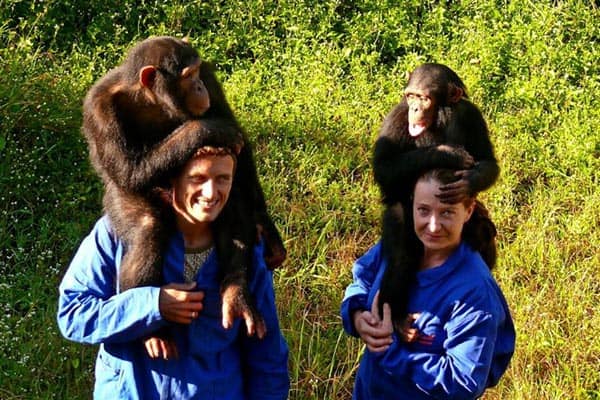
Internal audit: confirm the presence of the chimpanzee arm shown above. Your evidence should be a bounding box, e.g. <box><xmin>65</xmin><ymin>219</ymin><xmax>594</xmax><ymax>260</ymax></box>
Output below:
<box><xmin>446</xmin><ymin>101</ymin><xmax>500</xmax><ymax>192</ymax></box>
<box><xmin>139</xmin><ymin>118</ymin><xmax>243</xmax><ymax>191</ymax></box>
<box><xmin>88</xmin><ymin>115</ymin><xmax>242</xmax><ymax>193</ymax></box>
<box><xmin>236</xmin><ymin>143</ymin><xmax>268</xmax><ymax>220</ymax></box>
<box><xmin>373</xmin><ymin>137</ymin><xmax>472</xmax><ymax>203</ymax></box>
<box><xmin>235</xmin><ymin>142</ymin><xmax>286</xmax><ymax>268</ymax></box>
<box><xmin>373</xmin><ymin>103</ymin><xmax>472</xmax><ymax>200</ymax></box>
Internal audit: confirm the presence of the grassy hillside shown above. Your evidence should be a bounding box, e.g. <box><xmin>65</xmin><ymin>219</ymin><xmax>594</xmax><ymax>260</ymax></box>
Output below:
<box><xmin>0</xmin><ymin>1</ymin><xmax>598</xmax><ymax>398</ymax></box>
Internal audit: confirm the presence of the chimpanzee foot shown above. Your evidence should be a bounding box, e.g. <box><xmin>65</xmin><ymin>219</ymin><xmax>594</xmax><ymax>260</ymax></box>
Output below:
<box><xmin>221</xmin><ymin>282</ymin><xmax>266</xmax><ymax>338</ymax></box>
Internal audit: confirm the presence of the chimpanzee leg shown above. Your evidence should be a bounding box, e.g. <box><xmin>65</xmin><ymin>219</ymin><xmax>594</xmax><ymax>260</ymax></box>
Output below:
<box><xmin>236</xmin><ymin>144</ymin><xmax>286</xmax><ymax>270</ymax></box>
<box><xmin>103</xmin><ymin>182</ymin><xmax>172</xmax><ymax>291</ymax></box>
<box><xmin>212</xmin><ymin>196</ymin><xmax>265</xmax><ymax>335</ymax></box>
<box><xmin>378</xmin><ymin>203</ymin><xmax>420</xmax><ymax>322</ymax></box>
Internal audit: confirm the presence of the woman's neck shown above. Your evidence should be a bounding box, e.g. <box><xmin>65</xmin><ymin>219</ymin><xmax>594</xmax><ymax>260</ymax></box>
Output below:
<box><xmin>420</xmin><ymin>246</ymin><xmax>456</xmax><ymax>271</ymax></box>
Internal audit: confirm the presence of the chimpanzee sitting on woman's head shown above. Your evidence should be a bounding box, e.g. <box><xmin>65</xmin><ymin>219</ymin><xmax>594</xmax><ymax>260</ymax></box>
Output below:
<box><xmin>341</xmin><ymin>167</ymin><xmax>514</xmax><ymax>399</ymax></box>
<box><xmin>82</xmin><ymin>36</ymin><xmax>286</xmax><ymax>336</ymax></box>
<box><xmin>373</xmin><ymin>63</ymin><xmax>499</xmax><ymax>321</ymax></box>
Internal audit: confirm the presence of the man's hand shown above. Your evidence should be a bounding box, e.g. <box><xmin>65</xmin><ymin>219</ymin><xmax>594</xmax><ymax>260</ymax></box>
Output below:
<box><xmin>159</xmin><ymin>282</ymin><xmax>204</xmax><ymax>324</ymax></box>
<box><xmin>353</xmin><ymin>291</ymin><xmax>394</xmax><ymax>353</ymax></box>
<box><xmin>144</xmin><ymin>336</ymin><xmax>179</xmax><ymax>360</ymax></box>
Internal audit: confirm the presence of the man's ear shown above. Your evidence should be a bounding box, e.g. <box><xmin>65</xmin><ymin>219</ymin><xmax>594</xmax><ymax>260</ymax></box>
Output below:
<box><xmin>139</xmin><ymin>65</ymin><xmax>157</xmax><ymax>88</ymax></box>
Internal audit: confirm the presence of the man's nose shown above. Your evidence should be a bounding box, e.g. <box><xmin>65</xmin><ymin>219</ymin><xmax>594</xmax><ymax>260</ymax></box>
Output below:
<box><xmin>202</xmin><ymin>180</ymin><xmax>215</xmax><ymax>199</ymax></box>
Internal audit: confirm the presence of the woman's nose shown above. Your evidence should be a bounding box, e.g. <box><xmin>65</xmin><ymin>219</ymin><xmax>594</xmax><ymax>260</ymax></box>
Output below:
<box><xmin>428</xmin><ymin>215</ymin><xmax>440</xmax><ymax>232</ymax></box>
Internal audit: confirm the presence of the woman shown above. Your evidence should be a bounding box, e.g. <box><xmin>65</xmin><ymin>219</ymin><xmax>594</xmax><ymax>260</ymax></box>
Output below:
<box><xmin>341</xmin><ymin>169</ymin><xmax>515</xmax><ymax>399</ymax></box>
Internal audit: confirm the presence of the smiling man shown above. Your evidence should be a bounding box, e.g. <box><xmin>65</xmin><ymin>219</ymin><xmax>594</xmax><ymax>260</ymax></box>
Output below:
<box><xmin>57</xmin><ymin>146</ymin><xmax>290</xmax><ymax>400</ymax></box>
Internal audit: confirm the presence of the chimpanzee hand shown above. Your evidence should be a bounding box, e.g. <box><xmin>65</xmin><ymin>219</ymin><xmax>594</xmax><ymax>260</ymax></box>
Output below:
<box><xmin>222</xmin><ymin>281</ymin><xmax>266</xmax><ymax>339</ymax></box>
<box><xmin>437</xmin><ymin>170</ymin><xmax>472</xmax><ymax>203</ymax></box>
<box><xmin>394</xmin><ymin>313</ymin><xmax>421</xmax><ymax>343</ymax></box>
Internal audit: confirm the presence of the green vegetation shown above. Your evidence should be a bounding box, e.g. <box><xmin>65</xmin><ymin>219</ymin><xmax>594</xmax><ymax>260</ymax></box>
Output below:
<box><xmin>1</xmin><ymin>1</ymin><xmax>598</xmax><ymax>398</ymax></box>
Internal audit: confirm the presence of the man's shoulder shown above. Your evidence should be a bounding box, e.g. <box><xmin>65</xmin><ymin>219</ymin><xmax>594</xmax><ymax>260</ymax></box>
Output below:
<box><xmin>85</xmin><ymin>215</ymin><xmax>120</xmax><ymax>250</ymax></box>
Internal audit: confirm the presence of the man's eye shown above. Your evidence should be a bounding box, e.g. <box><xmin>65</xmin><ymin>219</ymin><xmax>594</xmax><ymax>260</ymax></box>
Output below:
<box><xmin>189</xmin><ymin>177</ymin><xmax>206</xmax><ymax>184</ymax></box>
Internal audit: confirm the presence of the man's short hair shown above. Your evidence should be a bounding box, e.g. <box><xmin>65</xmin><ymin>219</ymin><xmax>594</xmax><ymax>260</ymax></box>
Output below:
<box><xmin>192</xmin><ymin>146</ymin><xmax>238</xmax><ymax>159</ymax></box>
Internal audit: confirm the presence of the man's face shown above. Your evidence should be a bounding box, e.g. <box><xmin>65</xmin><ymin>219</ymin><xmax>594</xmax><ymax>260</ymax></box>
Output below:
<box><xmin>171</xmin><ymin>154</ymin><xmax>235</xmax><ymax>226</ymax></box>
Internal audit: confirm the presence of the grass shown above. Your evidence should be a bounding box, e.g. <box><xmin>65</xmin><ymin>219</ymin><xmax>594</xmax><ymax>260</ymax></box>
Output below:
<box><xmin>1</xmin><ymin>0</ymin><xmax>599</xmax><ymax>398</ymax></box>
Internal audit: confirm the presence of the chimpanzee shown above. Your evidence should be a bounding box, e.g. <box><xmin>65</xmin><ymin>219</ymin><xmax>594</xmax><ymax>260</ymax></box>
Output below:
<box><xmin>373</xmin><ymin>63</ymin><xmax>499</xmax><ymax>321</ymax></box>
<box><xmin>82</xmin><ymin>36</ymin><xmax>286</xmax><ymax>336</ymax></box>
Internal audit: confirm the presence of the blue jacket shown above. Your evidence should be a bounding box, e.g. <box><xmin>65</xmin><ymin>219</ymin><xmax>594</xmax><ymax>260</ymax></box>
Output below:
<box><xmin>341</xmin><ymin>242</ymin><xmax>515</xmax><ymax>399</ymax></box>
<box><xmin>57</xmin><ymin>216</ymin><xmax>290</xmax><ymax>400</ymax></box>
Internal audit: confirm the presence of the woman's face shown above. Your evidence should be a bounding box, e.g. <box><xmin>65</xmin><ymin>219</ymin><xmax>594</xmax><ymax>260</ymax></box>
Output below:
<box><xmin>413</xmin><ymin>176</ymin><xmax>475</xmax><ymax>257</ymax></box>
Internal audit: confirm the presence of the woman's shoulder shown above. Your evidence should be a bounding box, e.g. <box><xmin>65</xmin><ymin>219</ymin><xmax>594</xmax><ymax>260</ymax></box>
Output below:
<box><xmin>459</xmin><ymin>243</ymin><xmax>494</xmax><ymax>277</ymax></box>
<box><xmin>454</xmin><ymin>244</ymin><xmax>504</xmax><ymax>300</ymax></box>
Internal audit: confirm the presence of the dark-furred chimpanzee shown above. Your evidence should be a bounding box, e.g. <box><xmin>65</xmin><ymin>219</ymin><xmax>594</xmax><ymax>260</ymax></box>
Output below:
<box><xmin>373</xmin><ymin>63</ymin><xmax>499</xmax><ymax>321</ymax></box>
<box><xmin>82</xmin><ymin>36</ymin><xmax>286</xmax><ymax>336</ymax></box>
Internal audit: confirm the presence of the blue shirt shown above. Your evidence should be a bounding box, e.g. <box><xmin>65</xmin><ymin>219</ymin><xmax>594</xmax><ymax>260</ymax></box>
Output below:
<box><xmin>57</xmin><ymin>216</ymin><xmax>290</xmax><ymax>400</ymax></box>
<box><xmin>341</xmin><ymin>241</ymin><xmax>515</xmax><ymax>399</ymax></box>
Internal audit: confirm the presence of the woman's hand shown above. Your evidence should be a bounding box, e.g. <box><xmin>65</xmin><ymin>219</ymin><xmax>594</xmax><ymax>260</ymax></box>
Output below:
<box><xmin>353</xmin><ymin>291</ymin><xmax>394</xmax><ymax>353</ymax></box>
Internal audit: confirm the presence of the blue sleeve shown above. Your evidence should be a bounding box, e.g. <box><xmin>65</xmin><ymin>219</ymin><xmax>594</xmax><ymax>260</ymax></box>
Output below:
<box><xmin>340</xmin><ymin>242</ymin><xmax>383</xmax><ymax>337</ymax></box>
<box><xmin>57</xmin><ymin>217</ymin><xmax>165</xmax><ymax>345</ymax></box>
<box><xmin>241</xmin><ymin>244</ymin><xmax>290</xmax><ymax>400</ymax></box>
<box><xmin>378</xmin><ymin>294</ymin><xmax>501</xmax><ymax>399</ymax></box>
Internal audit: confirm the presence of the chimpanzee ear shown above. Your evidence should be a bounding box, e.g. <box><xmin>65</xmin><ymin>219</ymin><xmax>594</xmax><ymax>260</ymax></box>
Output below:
<box><xmin>448</xmin><ymin>83</ymin><xmax>464</xmax><ymax>103</ymax></box>
<box><xmin>139</xmin><ymin>66</ymin><xmax>157</xmax><ymax>88</ymax></box>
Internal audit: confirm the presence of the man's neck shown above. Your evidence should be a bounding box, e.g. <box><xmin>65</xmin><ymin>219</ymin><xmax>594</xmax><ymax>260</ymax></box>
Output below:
<box><xmin>177</xmin><ymin>218</ymin><xmax>213</xmax><ymax>250</ymax></box>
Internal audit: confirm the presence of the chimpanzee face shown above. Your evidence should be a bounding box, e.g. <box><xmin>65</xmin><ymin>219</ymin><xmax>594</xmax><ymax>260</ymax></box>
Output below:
<box><xmin>179</xmin><ymin>59</ymin><xmax>210</xmax><ymax>117</ymax></box>
<box><xmin>405</xmin><ymin>86</ymin><xmax>437</xmax><ymax>137</ymax></box>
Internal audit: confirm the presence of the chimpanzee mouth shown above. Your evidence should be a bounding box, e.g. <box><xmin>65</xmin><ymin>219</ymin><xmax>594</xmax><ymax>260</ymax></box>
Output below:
<box><xmin>409</xmin><ymin>123</ymin><xmax>427</xmax><ymax>137</ymax></box>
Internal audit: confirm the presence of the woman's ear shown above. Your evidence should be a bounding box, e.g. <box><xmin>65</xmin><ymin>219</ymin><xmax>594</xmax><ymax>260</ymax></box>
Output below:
<box><xmin>464</xmin><ymin>200</ymin><xmax>476</xmax><ymax>223</ymax></box>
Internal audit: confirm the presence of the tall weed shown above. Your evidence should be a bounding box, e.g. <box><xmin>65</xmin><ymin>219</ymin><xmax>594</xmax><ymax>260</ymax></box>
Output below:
<box><xmin>0</xmin><ymin>0</ymin><xmax>598</xmax><ymax>398</ymax></box>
